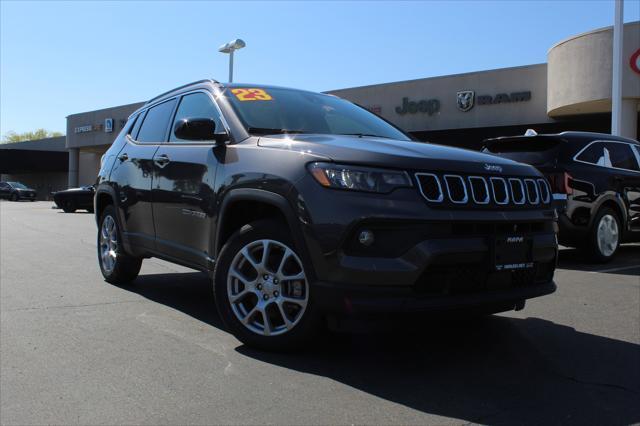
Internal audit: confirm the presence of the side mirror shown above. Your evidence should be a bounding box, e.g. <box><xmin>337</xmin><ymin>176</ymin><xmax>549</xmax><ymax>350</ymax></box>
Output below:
<box><xmin>174</xmin><ymin>117</ymin><xmax>227</xmax><ymax>142</ymax></box>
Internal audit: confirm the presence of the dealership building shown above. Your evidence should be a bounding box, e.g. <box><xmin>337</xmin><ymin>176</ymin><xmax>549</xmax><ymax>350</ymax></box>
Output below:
<box><xmin>2</xmin><ymin>22</ymin><xmax>639</xmax><ymax>196</ymax></box>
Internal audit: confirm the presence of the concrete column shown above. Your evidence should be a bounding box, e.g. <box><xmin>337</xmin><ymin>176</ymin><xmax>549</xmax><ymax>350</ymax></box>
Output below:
<box><xmin>68</xmin><ymin>148</ymin><xmax>79</xmax><ymax>188</ymax></box>
<box><xmin>620</xmin><ymin>99</ymin><xmax>639</xmax><ymax>140</ymax></box>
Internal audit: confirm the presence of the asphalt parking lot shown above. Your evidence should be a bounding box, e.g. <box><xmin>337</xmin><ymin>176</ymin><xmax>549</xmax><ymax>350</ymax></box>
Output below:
<box><xmin>1</xmin><ymin>201</ymin><xmax>638</xmax><ymax>425</ymax></box>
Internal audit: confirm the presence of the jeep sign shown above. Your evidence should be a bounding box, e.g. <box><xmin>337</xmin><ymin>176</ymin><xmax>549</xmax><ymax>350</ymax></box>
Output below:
<box><xmin>395</xmin><ymin>97</ymin><xmax>440</xmax><ymax>116</ymax></box>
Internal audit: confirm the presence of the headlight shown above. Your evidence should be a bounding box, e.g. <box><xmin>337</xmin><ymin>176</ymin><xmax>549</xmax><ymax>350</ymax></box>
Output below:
<box><xmin>308</xmin><ymin>162</ymin><xmax>412</xmax><ymax>193</ymax></box>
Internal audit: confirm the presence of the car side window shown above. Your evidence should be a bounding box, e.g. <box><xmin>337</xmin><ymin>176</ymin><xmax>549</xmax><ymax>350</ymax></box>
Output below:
<box><xmin>576</xmin><ymin>142</ymin><xmax>606</xmax><ymax>165</ymax></box>
<box><xmin>0</xmin><ymin>183</ymin><xmax>8</xmax><ymax>189</ymax></box>
<box><xmin>170</xmin><ymin>92</ymin><xmax>225</xmax><ymax>143</ymax></box>
<box><xmin>604</xmin><ymin>143</ymin><xmax>639</xmax><ymax>171</ymax></box>
<box><xmin>631</xmin><ymin>145</ymin><xmax>640</xmax><ymax>170</ymax></box>
<box><xmin>136</xmin><ymin>99</ymin><xmax>177</xmax><ymax>143</ymax></box>
<box><xmin>128</xmin><ymin>112</ymin><xmax>145</xmax><ymax>140</ymax></box>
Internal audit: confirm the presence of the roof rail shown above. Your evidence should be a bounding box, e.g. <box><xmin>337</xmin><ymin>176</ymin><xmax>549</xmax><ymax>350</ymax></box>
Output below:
<box><xmin>145</xmin><ymin>79</ymin><xmax>219</xmax><ymax>105</ymax></box>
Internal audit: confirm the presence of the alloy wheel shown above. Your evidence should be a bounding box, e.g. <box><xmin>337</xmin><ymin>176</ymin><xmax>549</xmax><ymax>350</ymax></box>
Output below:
<box><xmin>227</xmin><ymin>239</ymin><xmax>308</xmax><ymax>336</ymax></box>
<box><xmin>99</xmin><ymin>215</ymin><xmax>118</xmax><ymax>274</ymax></box>
<box><xmin>596</xmin><ymin>214</ymin><xmax>619</xmax><ymax>257</ymax></box>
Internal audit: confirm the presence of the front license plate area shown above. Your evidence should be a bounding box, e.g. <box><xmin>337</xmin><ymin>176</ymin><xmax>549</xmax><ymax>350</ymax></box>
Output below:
<box><xmin>493</xmin><ymin>236</ymin><xmax>533</xmax><ymax>271</ymax></box>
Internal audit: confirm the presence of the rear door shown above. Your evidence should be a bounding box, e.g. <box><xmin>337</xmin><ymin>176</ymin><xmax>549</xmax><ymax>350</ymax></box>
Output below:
<box><xmin>109</xmin><ymin>99</ymin><xmax>177</xmax><ymax>253</ymax></box>
<box><xmin>151</xmin><ymin>91</ymin><xmax>226</xmax><ymax>269</ymax></box>
<box><xmin>604</xmin><ymin>142</ymin><xmax>640</xmax><ymax>233</ymax></box>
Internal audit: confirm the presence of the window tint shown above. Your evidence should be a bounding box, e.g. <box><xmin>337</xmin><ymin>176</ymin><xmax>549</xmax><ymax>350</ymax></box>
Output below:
<box><xmin>576</xmin><ymin>142</ymin><xmax>606</xmax><ymax>164</ymax></box>
<box><xmin>136</xmin><ymin>99</ymin><xmax>177</xmax><ymax>143</ymax></box>
<box><xmin>129</xmin><ymin>112</ymin><xmax>145</xmax><ymax>139</ymax></box>
<box><xmin>606</xmin><ymin>143</ymin><xmax>640</xmax><ymax>171</ymax></box>
<box><xmin>632</xmin><ymin>145</ymin><xmax>640</xmax><ymax>170</ymax></box>
<box><xmin>0</xmin><ymin>183</ymin><xmax>8</xmax><ymax>189</ymax></box>
<box><xmin>170</xmin><ymin>93</ymin><xmax>224</xmax><ymax>142</ymax></box>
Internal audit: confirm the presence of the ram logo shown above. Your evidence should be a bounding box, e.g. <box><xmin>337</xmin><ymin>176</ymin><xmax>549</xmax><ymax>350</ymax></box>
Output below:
<box><xmin>456</xmin><ymin>90</ymin><xmax>475</xmax><ymax>112</ymax></box>
<box><xmin>506</xmin><ymin>236</ymin><xmax>524</xmax><ymax>243</ymax></box>
<box><xmin>484</xmin><ymin>163</ymin><xmax>503</xmax><ymax>173</ymax></box>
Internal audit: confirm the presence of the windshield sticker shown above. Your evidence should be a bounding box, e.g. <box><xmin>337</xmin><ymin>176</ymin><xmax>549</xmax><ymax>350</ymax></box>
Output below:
<box><xmin>231</xmin><ymin>88</ymin><xmax>273</xmax><ymax>101</ymax></box>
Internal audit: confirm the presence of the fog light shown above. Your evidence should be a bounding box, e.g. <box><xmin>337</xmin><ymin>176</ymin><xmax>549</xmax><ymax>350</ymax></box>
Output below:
<box><xmin>358</xmin><ymin>230</ymin><xmax>375</xmax><ymax>247</ymax></box>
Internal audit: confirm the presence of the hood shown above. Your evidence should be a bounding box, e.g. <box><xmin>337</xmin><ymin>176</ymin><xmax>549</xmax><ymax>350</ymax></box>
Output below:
<box><xmin>258</xmin><ymin>134</ymin><xmax>540</xmax><ymax>176</ymax></box>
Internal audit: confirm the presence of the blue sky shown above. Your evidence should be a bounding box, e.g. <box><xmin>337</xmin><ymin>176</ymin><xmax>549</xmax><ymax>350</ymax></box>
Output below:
<box><xmin>1</xmin><ymin>0</ymin><xmax>638</xmax><ymax>136</ymax></box>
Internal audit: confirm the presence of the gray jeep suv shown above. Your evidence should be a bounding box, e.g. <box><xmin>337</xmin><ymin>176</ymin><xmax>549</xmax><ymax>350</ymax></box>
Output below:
<box><xmin>95</xmin><ymin>79</ymin><xmax>557</xmax><ymax>350</ymax></box>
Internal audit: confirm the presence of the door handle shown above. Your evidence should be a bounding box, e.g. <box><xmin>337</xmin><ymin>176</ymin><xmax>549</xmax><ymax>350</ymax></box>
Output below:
<box><xmin>117</xmin><ymin>153</ymin><xmax>128</xmax><ymax>162</ymax></box>
<box><xmin>154</xmin><ymin>154</ymin><xmax>170</xmax><ymax>168</ymax></box>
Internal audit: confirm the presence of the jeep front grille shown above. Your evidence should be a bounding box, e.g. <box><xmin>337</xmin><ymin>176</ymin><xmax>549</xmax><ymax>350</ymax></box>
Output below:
<box><xmin>415</xmin><ymin>173</ymin><xmax>551</xmax><ymax>208</ymax></box>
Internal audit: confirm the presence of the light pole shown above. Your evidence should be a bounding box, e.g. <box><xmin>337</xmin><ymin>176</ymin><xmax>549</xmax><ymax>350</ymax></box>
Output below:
<box><xmin>611</xmin><ymin>0</ymin><xmax>623</xmax><ymax>136</ymax></box>
<box><xmin>218</xmin><ymin>39</ymin><xmax>246</xmax><ymax>83</ymax></box>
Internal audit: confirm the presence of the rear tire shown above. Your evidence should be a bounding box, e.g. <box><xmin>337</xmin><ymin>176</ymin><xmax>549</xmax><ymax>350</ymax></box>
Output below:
<box><xmin>62</xmin><ymin>200</ymin><xmax>76</xmax><ymax>213</ymax></box>
<box><xmin>213</xmin><ymin>219</ymin><xmax>322</xmax><ymax>351</ymax></box>
<box><xmin>10</xmin><ymin>193</ymin><xmax>18</xmax><ymax>202</ymax></box>
<box><xmin>97</xmin><ymin>205</ymin><xmax>142</xmax><ymax>284</ymax></box>
<box><xmin>586</xmin><ymin>207</ymin><xmax>621</xmax><ymax>263</ymax></box>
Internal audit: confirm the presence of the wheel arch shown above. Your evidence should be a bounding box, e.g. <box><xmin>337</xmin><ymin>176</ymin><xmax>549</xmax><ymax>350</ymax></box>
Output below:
<box><xmin>590</xmin><ymin>194</ymin><xmax>627</xmax><ymax>230</ymax></box>
<box><xmin>94</xmin><ymin>186</ymin><xmax>117</xmax><ymax>225</ymax></box>
<box><xmin>214</xmin><ymin>189</ymin><xmax>313</xmax><ymax>276</ymax></box>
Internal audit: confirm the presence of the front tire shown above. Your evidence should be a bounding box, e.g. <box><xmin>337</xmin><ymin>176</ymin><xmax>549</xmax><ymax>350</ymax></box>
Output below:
<box><xmin>97</xmin><ymin>205</ymin><xmax>142</xmax><ymax>284</ymax></box>
<box><xmin>587</xmin><ymin>207</ymin><xmax>621</xmax><ymax>263</ymax></box>
<box><xmin>214</xmin><ymin>220</ymin><xmax>322</xmax><ymax>351</ymax></box>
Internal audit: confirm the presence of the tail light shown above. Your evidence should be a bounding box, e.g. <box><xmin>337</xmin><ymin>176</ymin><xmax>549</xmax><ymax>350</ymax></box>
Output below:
<box><xmin>546</xmin><ymin>172</ymin><xmax>573</xmax><ymax>195</ymax></box>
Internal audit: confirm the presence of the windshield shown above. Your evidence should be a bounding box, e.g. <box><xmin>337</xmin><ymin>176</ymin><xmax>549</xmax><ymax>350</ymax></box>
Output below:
<box><xmin>8</xmin><ymin>182</ymin><xmax>27</xmax><ymax>189</ymax></box>
<box><xmin>224</xmin><ymin>86</ymin><xmax>411</xmax><ymax>141</ymax></box>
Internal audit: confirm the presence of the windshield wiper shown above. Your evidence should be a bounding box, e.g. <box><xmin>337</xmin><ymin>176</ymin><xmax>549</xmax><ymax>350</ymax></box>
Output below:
<box><xmin>247</xmin><ymin>127</ymin><xmax>309</xmax><ymax>135</ymax></box>
<box><xmin>339</xmin><ymin>133</ymin><xmax>392</xmax><ymax>139</ymax></box>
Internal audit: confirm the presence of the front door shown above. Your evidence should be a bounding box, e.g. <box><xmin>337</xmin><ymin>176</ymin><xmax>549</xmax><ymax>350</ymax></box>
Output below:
<box><xmin>152</xmin><ymin>91</ymin><xmax>226</xmax><ymax>269</ymax></box>
<box><xmin>0</xmin><ymin>182</ymin><xmax>10</xmax><ymax>198</ymax></box>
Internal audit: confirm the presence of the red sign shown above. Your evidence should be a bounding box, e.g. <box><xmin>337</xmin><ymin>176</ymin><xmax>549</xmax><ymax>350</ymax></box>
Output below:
<box><xmin>631</xmin><ymin>48</ymin><xmax>640</xmax><ymax>75</ymax></box>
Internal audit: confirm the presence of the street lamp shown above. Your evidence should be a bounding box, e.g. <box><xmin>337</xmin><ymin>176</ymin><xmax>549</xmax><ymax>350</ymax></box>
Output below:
<box><xmin>218</xmin><ymin>39</ymin><xmax>246</xmax><ymax>83</ymax></box>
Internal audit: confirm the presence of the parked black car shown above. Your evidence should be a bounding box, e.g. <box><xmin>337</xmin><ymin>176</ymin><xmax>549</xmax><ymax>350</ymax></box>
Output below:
<box><xmin>95</xmin><ymin>80</ymin><xmax>557</xmax><ymax>350</ymax></box>
<box><xmin>484</xmin><ymin>132</ymin><xmax>640</xmax><ymax>262</ymax></box>
<box><xmin>53</xmin><ymin>185</ymin><xmax>95</xmax><ymax>213</ymax></box>
<box><xmin>0</xmin><ymin>181</ymin><xmax>36</xmax><ymax>201</ymax></box>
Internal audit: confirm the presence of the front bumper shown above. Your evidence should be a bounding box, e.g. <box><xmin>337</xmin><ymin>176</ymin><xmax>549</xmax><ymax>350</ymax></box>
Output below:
<box><xmin>315</xmin><ymin>279</ymin><xmax>556</xmax><ymax>314</ymax></box>
<box><xmin>311</xmin><ymin>233</ymin><xmax>557</xmax><ymax>314</ymax></box>
<box><xmin>18</xmin><ymin>191</ymin><xmax>36</xmax><ymax>200</ymax></box>
<box><xmin>293</xmin><ymin>176</ymin><xmax>558</xmax><ymax>315</ymax></box>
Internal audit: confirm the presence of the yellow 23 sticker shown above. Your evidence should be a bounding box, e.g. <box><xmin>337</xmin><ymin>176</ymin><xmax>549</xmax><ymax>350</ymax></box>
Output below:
<box><xmin>231</xmin><ymin>88</ymin><xmax>273</xmax><ymax>101</ymax></box>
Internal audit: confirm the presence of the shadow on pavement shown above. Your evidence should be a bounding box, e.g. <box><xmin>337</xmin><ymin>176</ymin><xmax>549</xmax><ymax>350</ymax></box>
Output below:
<box><xmin>127</xmin><ymin>271</ymin><xmax>224</xmax><ymax>329</ymax></box>
<box><xmin>239</xmin><ymin>317</ymin><xmax>640</xmax><ymax>425</ymax></box>
<box><xmin>559</xmin><ymin>245</ymin><xmax>640</xmax><ymax>276</ymax></box>
<box><xmin>126</xmin><ymin>271</ymin><xmax>639</xmax><ymax>425</ymax></box>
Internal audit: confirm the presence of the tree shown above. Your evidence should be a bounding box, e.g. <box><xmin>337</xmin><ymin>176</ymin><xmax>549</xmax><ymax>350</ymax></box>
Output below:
<box><xmin>2</xmin><ymin>129</ymin><xmax>64</xmax><ymax>143</ymax></box>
